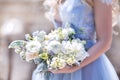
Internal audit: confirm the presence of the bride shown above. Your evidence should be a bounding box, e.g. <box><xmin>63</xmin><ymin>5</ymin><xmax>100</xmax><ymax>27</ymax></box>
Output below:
<box><xmin>32</xmin><ymin>0</ymin><xmax>119</xmax><ymax>80</ymax></box>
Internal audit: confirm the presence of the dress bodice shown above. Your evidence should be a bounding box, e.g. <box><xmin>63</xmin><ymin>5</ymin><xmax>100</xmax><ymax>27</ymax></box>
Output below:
<box><xmin>58</xmin><ymin>0</ymin><xmax>95</xmax><ymax>40</ymax></box>
<box><xmin>51</xmin><ymin>0</ymin><xmax>112</xmax><ymax>50</ymax></box>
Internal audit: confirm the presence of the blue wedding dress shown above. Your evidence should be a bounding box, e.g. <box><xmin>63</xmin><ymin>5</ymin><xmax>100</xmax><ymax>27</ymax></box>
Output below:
<box><xmin>32</xmin><ymin>0</ymin><xmax>119</xmax><ymax>80</ymax></box>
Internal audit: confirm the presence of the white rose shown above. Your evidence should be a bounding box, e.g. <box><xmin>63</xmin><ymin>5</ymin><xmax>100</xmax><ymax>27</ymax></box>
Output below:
<box><xmin>66</xmin><ymin>57</ymin><xmax>76</xmax><ymax>65</ymax></box>
<box><xmin>50</xmin><ymin>57</ymin><xmax>66</xmax><ymax>69</ymax></box>
<box><xmin>33</xmin><ymin>30</ymin><xmax>46</xmax><ymax>42</ymax></box>
<box><xmin>26</xmin><ymin>41</ymin><xmax>41</xmax><ymax>53</ymax></box>
<box><xmin>25</xmin><ymin>51</ymin><xmax>39</xmax><ymax>62</ymax></box>
<box><xmin>47</xmin><ymin>40</ymin><xmax>62</xmax><ymax>54</ymax></box>
<box><xmin>62</xmin><ymin>41</ymin><xmax>73</xmax><ymax>54</ymax></box>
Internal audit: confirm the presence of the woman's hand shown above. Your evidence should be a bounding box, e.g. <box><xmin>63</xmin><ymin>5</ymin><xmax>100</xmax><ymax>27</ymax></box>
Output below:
<box><xmin>48</xmin><ymin>65</ymin><xmax>80</xmax><ymax>74</ymax></box>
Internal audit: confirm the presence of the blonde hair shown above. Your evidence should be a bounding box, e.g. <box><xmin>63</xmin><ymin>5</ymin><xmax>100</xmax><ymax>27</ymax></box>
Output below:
<box><xmin>43</xmin><ymin>0</ymin><xmax>63</xmax><ymax>22</ymax></box>
<box><xmin>112</xmin><ymin>0</ymin><xmax>119</xmax><ymax>26</ymax></box>
<box><xmin>43</xmin><ymin>0</ymin><xmax>119</xmax><ymax>26</ymax></box>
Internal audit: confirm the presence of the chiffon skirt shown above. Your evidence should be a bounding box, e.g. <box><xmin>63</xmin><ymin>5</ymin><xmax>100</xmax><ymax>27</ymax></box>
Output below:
<box><xmin>32</xmin><ymin>54</ymin><xmax>119</xmax><ymax>80</ymax></box>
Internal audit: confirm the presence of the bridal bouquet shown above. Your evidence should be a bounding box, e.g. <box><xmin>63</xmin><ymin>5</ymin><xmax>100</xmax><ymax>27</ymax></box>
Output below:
<box><xmin>8</xmin><ymin>23</ymin><xmax>89</xmax><ymax>71</ymax></box>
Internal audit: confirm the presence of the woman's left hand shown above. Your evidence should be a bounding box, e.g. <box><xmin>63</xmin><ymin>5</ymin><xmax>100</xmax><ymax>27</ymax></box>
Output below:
<box><xmin>48</xmin><ymin>65</ymin><xmax>80</xmax><ymax>74</ymax></box>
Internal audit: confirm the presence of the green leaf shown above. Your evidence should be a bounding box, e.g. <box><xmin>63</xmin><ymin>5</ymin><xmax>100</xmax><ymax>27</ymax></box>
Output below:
<box><xmin>79</xmin><ymin>27</ymin><xmax>86</xmax><ymax>34</ymax></box>
<box><xmin>8</xmin><ymin>40</ymin><xmax>26</xmax><ymax>49</ymax></box>
<box><xmin>81</xmin><ymin>40</ymin><xmax>86</xmax><ymax>45</ymax></box>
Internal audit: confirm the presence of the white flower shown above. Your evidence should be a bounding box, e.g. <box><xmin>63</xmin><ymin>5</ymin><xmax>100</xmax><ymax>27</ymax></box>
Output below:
<box><xmin>66</xmin><ymin>57</ymin><xmax>76</xmax><ymax>65</ymax></box>
<box><xmin>66</xmin><ymin>27</ymin><xmax>75</xmax><ymax>35</ymax></box>
<box><xmin>46</xmin><ymin>40</ymin><xmax>62</xmax><ymax>54</ymax></box>
<box><xmin>33</xmin><ymin>30</ymin><xmax>46</xmax><ymax>42</ymax></box>
<box><xmin>71</xmin><ymin>39</ymin><xmax>84</xmax><ymax>52</ymax></box>
<box><xmin>42</xmin><ymin>40</ymin><xmax>49</xmax><ymax>46</ymax></box>
<box><xmin>25</xmin><ymin>51</ymin><xmax>39</xmax><ymax>62</ymax></box>
<box><xmin>71</xmin><ymin>39</ymin><xmax>89</xmax><ymax>61</ymax></box>
<box><xmin>47</xmin><ymin>32</ymin><xmax>59</xmax><ymax>40</ymax></box>
<box><xmin>25</xmin><ymin>34</ymin><xmax>32</xmax><ymax>41</ymax></box>
<box><xmin>47</xmin><ymin>27</ymin><xmax>75</xmax><ymax>41</ymax></box>
<box><xmin>61</xmin><ymin>39</ymin><xmax>89</xmax><ymax>62</ymax></box>
<box><xmin>33</xmin><ymin>30</ymin><xmax>46</xmax><ymax>37</ymax></box>
<box><xmin>49</xmin><ymin>57</ymin><xmax>66</xmax><ymax>69</ymax></box>
<box><xmin>61</xmin><ymin>29</ymin><xmax>69</xmax><ymax>39</ymax></box>
<box><xmin>32</xmin><ymin>31</ymin><xmax>39</xmax><ymax>37</ymax></box>
<box><xmin>58</xmin><ymin>27</ymin><xmax>75</xmax><ymax>40</ymax></box>
<box><xmin>62</xmin><ymin>41</ymin><xmax>74</xmax><ymax>54</ymax></box>
<box><xmin>26</xmin><ymin>41</ymin><xmax>41</xmax><ymax>53</ymax></box>
<box><xmin>76</xmin><ymin>52</ymin><xmax>89</xmax><ymax>61</ymax></box>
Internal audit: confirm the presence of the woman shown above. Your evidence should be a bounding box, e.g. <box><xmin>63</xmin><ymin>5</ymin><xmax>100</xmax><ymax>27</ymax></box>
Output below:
<box><xmin>32</xmin><ymin>0</ymin><xmax>119</xmax><ymax>80</ymax></box>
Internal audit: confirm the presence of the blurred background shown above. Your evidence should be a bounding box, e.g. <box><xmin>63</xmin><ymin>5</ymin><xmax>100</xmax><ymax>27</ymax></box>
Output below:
<box><xmin>0</xmin><ymin>0</ymin><xmax>120</xmax><ymax>80</ymax></box>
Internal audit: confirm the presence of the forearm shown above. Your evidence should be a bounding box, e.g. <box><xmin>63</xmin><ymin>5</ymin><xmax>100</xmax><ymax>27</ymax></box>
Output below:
<box><xmin>78</xmin><ymin>0</ymin><xmax>112</xmax><ymax>69</ymax></box>
<box><xmin>78</xmin><ymin>39</ymin><xmax>112</xmax><ymax>69</ymax></box>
